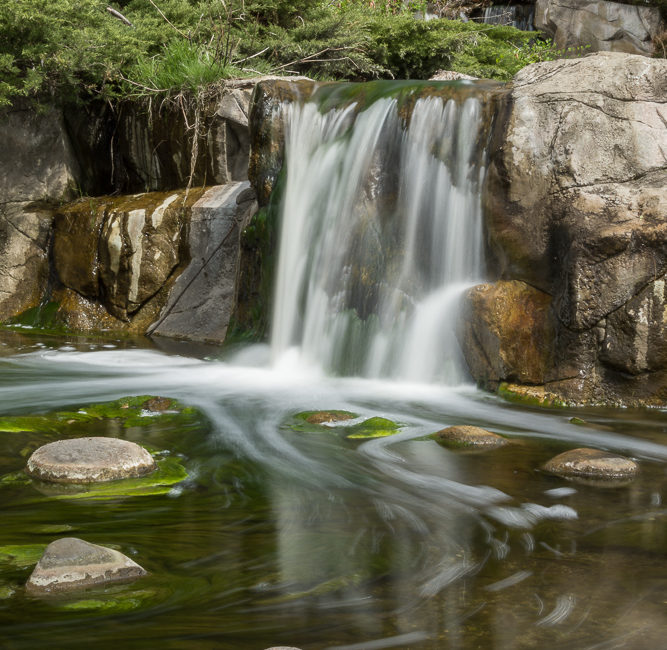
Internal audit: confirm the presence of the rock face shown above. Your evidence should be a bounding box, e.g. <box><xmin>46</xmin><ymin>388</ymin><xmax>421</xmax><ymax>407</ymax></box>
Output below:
<box><xmin>26</xmin><ymin>437</ymin><xmax>156</xmax><ymax>483</ymax></box>
<box><xmin>543</xmin><ymin>447</ymin><xmax>639</xmax><ymax>480</ymax></box>
<box><xmin>535</xmin><ymin>0</ymin><xmax>665</xmax><ymax>57</ymax></box>
<box><xmin>0</xmin><ymin>106</ymin><xmax>80</xmax><ymax>321</ymax></box>
<box><xmin>467</xmin><ymin>52</ymin><xmax>667</xmax><ymax>406</ymax></box>
<box><xmin>26</xmin><ymin>538</ymin><xmax>147</xmax><ymax>595</ymax></box>
<box><xmin>115</xmin><ymin>81</ymin><xmax>255</xmax><ymax>192</ymax></box>
<box><xmin>148</xmin><ymin>182</ymin><xmax>257</xmax><ymax>342</ymax></box>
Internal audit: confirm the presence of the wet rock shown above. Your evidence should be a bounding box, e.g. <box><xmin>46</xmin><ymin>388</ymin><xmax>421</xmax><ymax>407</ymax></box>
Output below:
<box><xmin>304</xmin><ymin>411</ymin><xmax>356</xmax><ymax>425</ymax></box>
<box><xmin>25</xmin><ymin>538</ymin><xmax>147</xmax><ymax>595</ymax></box>
<box><xmin>432</xmin><ymin>425</ymin><xmax>509</xmax><ymax>448</ymax></box>
<box><xmin>483</xmin><ymin>52</ymin><xmax>667</xmax><ymax>406</ymax></box>
<box><xmin>141</xmin><ymin>397</ymin><xmax>174</xmax><ymax>412</ymax></box>
<box><xmin>26</xmin><ymin>437</ymin><xmax>156</xmax><ymax>484</ymax></box>
<box><xmin>459</xmin><ymin>280</ymin><xmax>555</xmax><ymax>388</ymax></box>
<box><xmin>148</xmin><ymin>182</ymin><xmax>257</xmax><ymax>343</ymax></box>
<box><xmin>535</xmin><ymin>0</ymin><xmax>665</xmax><ymax>57</ymax></box>
<box><xmin>0</xmin><ymin>105</ymin><xmax>80</xmax><ymax>321</ymax></box>
<box><xmin>543</xmin><ymin>448</ymin><xmax>638</xmax><ymax>480</ymax></box>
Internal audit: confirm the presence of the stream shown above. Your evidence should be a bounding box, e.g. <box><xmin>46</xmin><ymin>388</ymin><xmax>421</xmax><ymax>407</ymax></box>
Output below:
<box><xmin>1</xmin><ymin>330</ymin><xmax>666</xmax><ymax>649</ymax></box>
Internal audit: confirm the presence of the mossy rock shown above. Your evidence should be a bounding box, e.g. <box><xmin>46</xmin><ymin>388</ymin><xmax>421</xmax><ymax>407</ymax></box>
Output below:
<box><xmin>0</xmin><ymin>395</ymin><xmax>203</xmax><ymax>435</ymax></box>
<box><xmin>288</xmin><ymin>410</ymin><xmax>359</xmax><ymax>434</ymax></box>
<box><xmin>2</xmin><ymin>454</ymin><xmax>188</xmax><ymax>502</ymax></box>
<box><xmin>287</xmin><ymin>411</ymin><xmax>402</xmax><ymax>439</ymax></box>
<box><xmin>498</xmin><ymin>383</ymin><xmax>571</xmax><ymax>408</ymax></box>
<box><xmin>30</xmin><ymin>455</ymin><xmax>188</xmax><ymax>501</ymax></box>
<box><xmin>344</xmin><ymin>417</ymin><xmax>401</xmax><ymax>439</ymax></box>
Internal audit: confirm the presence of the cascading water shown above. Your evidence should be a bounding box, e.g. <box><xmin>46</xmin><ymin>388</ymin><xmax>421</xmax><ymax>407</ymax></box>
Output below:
<box><xmin>482</xmin><ymin>4</ymin><xmax>536</xmax><ymax>31</ymax></box>
<box><xmin>271</xmin><ymin>83</ymin><xmax>490</xmax><ymax>384</ymax></box>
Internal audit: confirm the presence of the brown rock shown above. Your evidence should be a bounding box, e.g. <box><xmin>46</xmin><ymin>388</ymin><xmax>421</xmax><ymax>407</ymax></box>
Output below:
<box><xmin>305</xmin><ymin>411</ymin><xmax>356</xmax><ymax>425</ymax></box>
<box><xmin>459</xmin><ymin>280</ymin><xmax>555</xmax><ymax>388</ymax></box>
<box><xmin>26</xmin><ymin>437</ymin><xmax>156</xmax><ymax>484</ymax></box>
<box><xmin>543</xmin><ymin>447</ymin><xmax>638</xmax><ymax>480</ymax></box>
<box><xmin>432</xmin><ymin>425</ymin><xmax>509</xmax><ymax>448</ymax></box>
<box><xmin>26</xmin><ymin>538</ymin><xmax>147</xmax><ymax>595</ymax></box>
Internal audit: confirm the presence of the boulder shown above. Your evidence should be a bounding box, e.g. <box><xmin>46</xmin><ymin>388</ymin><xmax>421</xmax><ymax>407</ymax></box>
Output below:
<box><xmin>148</xmin><ymin>181</ymin><xmax>257</xmax><ymax>343</ymax></box>
<box><xmin>0</xmin><ymin>105</ymin><xmax>80</xmax><ymax>321</ymax></box>
<box><xmin>542</xmin><ymin>447</ymin><xmax>638</xmax><ymax>480</ymax></box>
<box><xmin>432</xmin><ymin>425</ymin><xmax>509</xmax><ymax>448</ymax></box>
<box><xmin>481</xmin><ymin>52</ymin><xmax>667</xmax><ymax>406</ymax></box>
<box><xmin>26</xmin><ymin>437</ymin><xmax>156</xmax><ymax>484</ymax></box>
<box><xmin>459</xmin><ymin>280</ymin><xmax>555</xmax><ymax>387</ymax></box>
<box><xmin>26</xmin><ymin>538</ymin><xmax>147</xmax><ymax>595</ymax></box>
<box><xmin>535</xmin><ymin>0</ymin><xmax>665</xmax><ymax>57</ymax></box>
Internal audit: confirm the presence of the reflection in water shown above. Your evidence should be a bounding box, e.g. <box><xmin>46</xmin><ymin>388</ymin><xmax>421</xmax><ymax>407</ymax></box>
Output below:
<box><xmin>0</xmin><ymin>341</ymin><xmax>666</xmax><ymax>647</ymax></box>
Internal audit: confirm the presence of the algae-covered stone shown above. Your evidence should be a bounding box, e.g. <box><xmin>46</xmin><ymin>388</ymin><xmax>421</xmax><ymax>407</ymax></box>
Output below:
<box><xmin>25</xmin><ymin>538</ymin><xmax>147</xmax><ymax>595</ymax></box>
<box><xmin>303</xmin><ymin>411</ymin><xmax>356</xmax><ymax>425</ymax></box>
<box><xmin>345</xmin><ymin>417</ymin><xmax>401</xmax><ymax>440</ymax></box>
<box><xmin>543</xmin><ymin>448</ymin><xmax>638</xmax><ymax>481</ymax></box>
<box><xmin>432</xmin><ymin>425</ymin><xmax>509</xmax><ymax>449</ymax></box>
<box><xmin>26</xmin><ymin>437</ymin><xmax>156</xmax><ymax>484</ymax></box>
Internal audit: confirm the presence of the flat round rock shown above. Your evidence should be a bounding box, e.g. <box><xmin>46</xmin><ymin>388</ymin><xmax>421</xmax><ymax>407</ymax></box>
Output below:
<box><xmin>26</xmin><ymin>437</ymin><xmax>156</xmax><ymax>484</ymax></box>
<box><xmin>26</xmin><ymin>537</ymin><xmax>147</xmax><ymax>595</ymax></box>
<box><xmin>543</xmin><ymin>448</ymin><xmax>638</xmax><ymax>480</ymax></box>
<box><xmin>432</xmin><ymin>425</ymin><xmax>509</xmax><ymax>448</ymax></box>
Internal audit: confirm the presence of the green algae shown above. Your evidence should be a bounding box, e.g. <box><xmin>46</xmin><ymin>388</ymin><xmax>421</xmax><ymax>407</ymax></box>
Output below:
<box><xmin>59</xmin><ymin>589</ymin><xmax>157</xmax><ymax>613</ymax></box>
<box><xmin>33</xmin><ymin>456</ymin><xmax>188</xmax><ymax>501</ymax></box>
<box><xmin>287</xmin><ymin>411</ymin><xmax>402</xmax><ymax>439</ymax></box>
<box><xmin>345</xmin><ymin>417</ymin><xmax>402</xmax><ymax>439</ymax></box>
<box><xmin>0</xmin><ymin>395</ymin><xmax>202</xmax><ymax>435</ymax></box>
<box><xmin>0</xmin><ymin>544</ymin><xmax>47</xmax><ymax>569</ymax></box>
<box><xmin>0</xmin><ymin>583</ymin><xmax>15</xmax><ymax>599</ymax></box>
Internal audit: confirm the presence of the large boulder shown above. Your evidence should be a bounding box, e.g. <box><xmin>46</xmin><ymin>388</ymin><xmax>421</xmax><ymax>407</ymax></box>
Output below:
<box><xmin>475</xmin><ymin>52</ymin><xmax>667</xmax><ymax>406</ymax></box>
<box><xmin>148</xmin><ymin>181</ymin><xmax>257</xmax><ymax>343</ymax></box>
<box><xmin>535</xmin><ymin>0</ymin><xmax>665</xmax><ymax>57</ymax></box>
<box><xmin>0</xmin><ymin>106</ymin><xmax>81</xmax><ymax>321</ymax></box>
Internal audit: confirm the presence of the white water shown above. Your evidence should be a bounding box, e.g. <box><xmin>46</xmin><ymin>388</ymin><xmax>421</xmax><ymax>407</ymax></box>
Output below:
<box><xmin>482</xmin><ymin>5</ymin><xmax>535</xmax><ymax>31</ymax></box>
<box><xmin>271</xmin><ymin>90</ymin><xmax>487</xmax><ymax>384</ymax></box>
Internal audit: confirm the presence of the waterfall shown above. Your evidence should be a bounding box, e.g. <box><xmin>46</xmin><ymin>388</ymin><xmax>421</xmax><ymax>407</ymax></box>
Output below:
<box><xmin>270</xmin><ymin>83</ymin><xmax>490</xmax><ymax>385</ymax></box>
<box><xmin>482</xmin><ymin>5</ymin><xmax>535</xmax><ymax>31</ymax></box>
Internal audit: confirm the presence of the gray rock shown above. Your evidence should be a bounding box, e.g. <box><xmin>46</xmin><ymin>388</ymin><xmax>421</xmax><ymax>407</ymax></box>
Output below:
<box><xmin>432</xmin><ymin>425</ymin><xmax>509</xmax><ymax>448</ymax></box>
<box><xmin>0</xmin><ymin>105</ymin><xmax>80</xmax><ymax>321</ymax></box>
<box><xmin>26</xmin><ymin>538</ymin><xmax>147</xmax><ymax>595</ymax></box>
<box><xmin>429</xmin><ymin>70</ymin><xmax>478</xmax><ymax>81</ymax></box>
<box><xmin>26</xmin><ymin>437</ymin><xmax>156</xmax><ymax>484</ymax></box>
<box><xmin>543</xmin><ymin>447</ymin><xmax>638</xmax><ymax>480</ymax></box>
<box><xmin>148</xmin><ymin>182</ymin><xmax>257</xmax><ymax>343</ymax></box>
<box><xmin>535</xmin><ymin>0</ymin><xmax>664</xmax><ymax>57</ymax></box>
<box><xmin>482</xmin><ymin>52</ymin><xmax>667</xmax><ymax>406</ymax></box>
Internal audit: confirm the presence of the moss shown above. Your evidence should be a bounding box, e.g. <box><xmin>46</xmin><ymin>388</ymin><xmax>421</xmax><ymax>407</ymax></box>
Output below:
<box><xmin>0</xmin><ymin>544</ymin><xmax>47</xmax><ymax>569</ymax></box>
<box><xmin>498</xmin><ymin>382</ymin><xmax>570</xmax><ymax>408</ymax></box>
<box><xmin>0</xmin><ymin>395</ymin><xmax>203</xmax><ymax>434</ymax></box>
<box><xmin>3</xmin><ymin>301</ymin><xmax>67</xmax><ymax>334</ymax></box>
<box><xmin>286</xmin><ymin>412</ymin><xmax>401</xmax><ymax>439</ymax></box>
<box><xmin>31</xmin><ymin>456</ymin><xmax>188</xmax><ymax>501</ymax></box>
<box><xmin>59</xmin><ymin>589</ymin><xmax>157</xmax><ymax>613</ymax></box>
<box><xmin>0</xmin><ymin>583</ymin><xmax>15</xmax><ymax>599</ymax></box>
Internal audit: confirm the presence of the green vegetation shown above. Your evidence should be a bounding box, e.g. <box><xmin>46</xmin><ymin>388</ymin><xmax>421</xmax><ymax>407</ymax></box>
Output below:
<box><xmin>288</xmin><ymin>411</ymin><xmax>402</xmax><ymax>439</ymax></box>
<box><xmin>1</xmin><ymin>0</ymin><xmax>566</xmax><ymax>108</ymax></box>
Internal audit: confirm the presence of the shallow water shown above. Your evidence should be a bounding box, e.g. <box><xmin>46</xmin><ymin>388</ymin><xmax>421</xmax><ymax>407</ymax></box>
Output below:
<box><xmin>1</xmin><ymin>330</ymin><xmax>667</xmax><ymax>649</ymax></box>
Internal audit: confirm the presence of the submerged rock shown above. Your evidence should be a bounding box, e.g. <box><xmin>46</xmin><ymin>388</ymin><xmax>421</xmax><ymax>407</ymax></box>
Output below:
<box><xmin>432</xmin><ymin>425</ymin><xmax>509</xmax><ymax>449</ymax></box>
<box><xmin>25</xmin><ymin>538</ymin><xmax>147</xmax><ymax>595</ymax></box>
<box><xmin>303</xmin><ymin>411</ymin><xmax>356</xmax><ymax>425</ymax></box>
<box><xmin>26</xmin><ymin>437</ymin><xmax>156</xmax><ymax>484</ymax></box>
<box><xmin>543</xmin><ymin>448</ymin><xmax>638</xmax><ymax>480</ymax></box>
